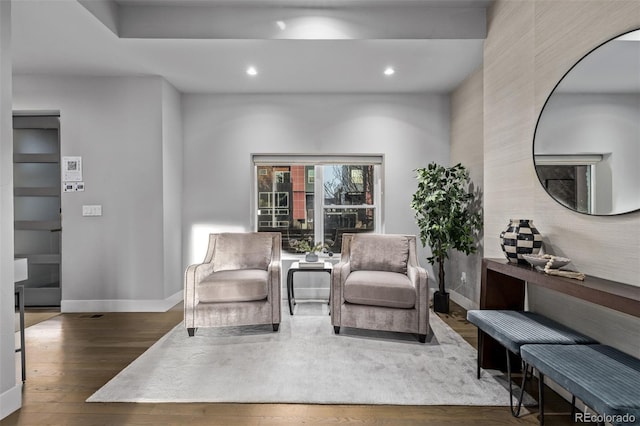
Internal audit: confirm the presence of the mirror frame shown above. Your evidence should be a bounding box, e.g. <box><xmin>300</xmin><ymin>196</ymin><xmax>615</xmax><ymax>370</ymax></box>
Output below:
<box><xmin>533</xmin><ymin>28</ymin><xmax>640</xmax><ymax>216</ymax></box>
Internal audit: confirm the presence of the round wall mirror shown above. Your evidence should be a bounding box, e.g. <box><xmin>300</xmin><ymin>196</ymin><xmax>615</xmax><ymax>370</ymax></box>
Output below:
<box><xmin>534</xmin><ymin>29</ymin><xmax>640</xmax><ymax>215</ymax></box>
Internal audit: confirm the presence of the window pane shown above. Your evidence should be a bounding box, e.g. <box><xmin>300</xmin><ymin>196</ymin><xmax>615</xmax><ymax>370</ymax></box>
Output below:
<box><xmin>256</xmin><ymin>162</ymin><xmax>378</xmax><ymax>254</ymax></box>
<box><xmin>275</xmin><ymin>170</ymin><xmax>290</xmax><ymax>184</ymax></box>
<box><xmin>276</xmin><ymin>192</ymin><xmax>289</xmax><ymax>208</ymax></box>
<box><xmin>323</xmin><ymin>208</ymin><xmax>375</xmax><ymax>253</ymax></box>
<box><xmin>323</xmin><ymin>165</ymin><xmax>374</xmax><ymax>205</ymax></box>
<box><xmin>258</xmin><ymin>192</ymin><xmax>271</xmax><ymax>208</ymax></box>
<box><xmin>537</xmin><ymin>164</ymin><xmax>591</xmax><ymax>214</ymax></box>
<box><xmin>256</xmin><ymin>165</ymin><xmax>314</xmax><ymax>252</ymax></box>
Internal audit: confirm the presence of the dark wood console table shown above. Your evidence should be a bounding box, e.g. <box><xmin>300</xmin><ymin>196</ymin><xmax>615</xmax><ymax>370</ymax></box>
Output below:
<box><xmin>479</xmin><ymin>258</ymin><xmax>640</xmax><ymax>370</ymax></box>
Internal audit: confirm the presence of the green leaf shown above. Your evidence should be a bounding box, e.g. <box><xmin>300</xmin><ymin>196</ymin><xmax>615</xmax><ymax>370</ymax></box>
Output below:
<box><xmin>410</xmin><ymin>161</ymin><xmax>483</xmax><ymax>283</ymax></box>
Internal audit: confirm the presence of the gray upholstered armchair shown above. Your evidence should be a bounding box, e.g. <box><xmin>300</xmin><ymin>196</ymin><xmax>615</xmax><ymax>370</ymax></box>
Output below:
<box><xmin>331</xmin><ymin>233</ymin><xmax>429</xmax><ymax>342</ymax></box>
<box><xmin>184</xmin><ymin>232</ymin><xmax>281</xmax><ymax>336</ymax></box>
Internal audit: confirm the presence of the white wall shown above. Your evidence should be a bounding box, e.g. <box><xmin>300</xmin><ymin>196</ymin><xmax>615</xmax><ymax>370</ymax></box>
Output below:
<box><xmin>536</xmin><ymin>92</ymin><xmax>640</xmax><ymax>214</ymax></box>
<box><xmin>0</xmin><ymin>0</ymin><xmax>21</xmax><ymax>419</ymax></box>
<box><xmin>12</xmin><ymin>75</ymin><xmax>182</xmax><ymax>312</ymax></box>
<box><xmin>11</xmin><ymin>80</ymin><xmax>446</xmax><ymax>309</ymax></box>
<box><xmin>448</xmin><ymin>67</ymin><xmax>483</xmax><ymax>310</ymax></box>
<box><xmin>161</xmin><ymin>80</ymin><xmax>183</xmax><ymax>299</ymax></box>
<box><xmin>182</xmin><ymin>94</ymin><xmax>450</xmax><ymax>279</ymax></box>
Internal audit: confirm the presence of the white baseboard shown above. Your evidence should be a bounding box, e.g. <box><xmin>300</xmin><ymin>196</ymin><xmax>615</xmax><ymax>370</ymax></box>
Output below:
<box><xmin>61</xmin><ymin>290</ymin><xmax>183</xmax><ymax>313</ymax></box>
<box><xmin>449</xmin><ymin>290</ymin><xmax>477</xmax><ymax>311</ymax></box>
<box><xmin>0</xmin><ymin>383</ymin><xmax>22</xmax><ymax>420</ymax></box>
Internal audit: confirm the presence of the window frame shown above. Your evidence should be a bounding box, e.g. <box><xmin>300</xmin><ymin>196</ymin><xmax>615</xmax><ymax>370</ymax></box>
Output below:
<box><xmin>251</xmin><ymin>154</ymin><xmax>384</xmax><ymax>251</ymax></box>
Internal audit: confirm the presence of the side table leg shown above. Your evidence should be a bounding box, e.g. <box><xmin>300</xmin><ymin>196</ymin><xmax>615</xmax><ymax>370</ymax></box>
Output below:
<box><xmin>326</xmin><ymin>269</ymin><xmax>331</xmax><ymax>315</ymax></box>
<box><xmin>287</xmin><ymin>270</ymin><xmax>294</xmax><ymax>315</ymax></box>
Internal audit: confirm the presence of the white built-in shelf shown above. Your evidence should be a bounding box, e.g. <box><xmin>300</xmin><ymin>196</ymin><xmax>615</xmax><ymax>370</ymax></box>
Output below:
<box><xmin>14</xmin><ymin>220</ymin><xmax>61</xmax><ymax>231</ymax></box>
<box><xmin>13</xmin><ymin>153</ymin><xmax>59</xmax><ymax>163</ymax></box>
<box><xmin>14</xmin><ymin>258</ymin><xmax>28</xmax><ymax>282</ymax></box>
<box><xmin>14</xmin><ymin>253</ymin><xmax>60</xmax><ymax>265</ymax></box>
<box><xmin>14</xmin><ymin>187</ymin><xmax>60</xmax><ymax>196</ymax></box>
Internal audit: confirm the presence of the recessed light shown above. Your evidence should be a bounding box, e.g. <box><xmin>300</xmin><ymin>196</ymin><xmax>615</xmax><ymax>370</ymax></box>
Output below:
<box><xmin>276</xmin><ymin>20</ymin><xmax>286</xmax><ymax>30</ymax></box>
<box><xmin>246</xmin><ymin>66</ymin><xmax>258</xmax><ymax>76</ymax></box>
<box><xmin>384</xmin><ymin>67</ymin><xmax>395</xmax><ymax>76</ymax></box>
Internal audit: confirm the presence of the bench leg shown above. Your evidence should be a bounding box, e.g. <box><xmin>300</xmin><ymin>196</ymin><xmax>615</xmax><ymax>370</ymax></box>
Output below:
<box><xmin>507</xmin><ymin>347</ymin><xmax>531</xmax><ymax>417</ymax></box>
<box><xmin>538</xmin><ymin>371</ymin><xmax>545</xmax><ymax>426</ymax></box>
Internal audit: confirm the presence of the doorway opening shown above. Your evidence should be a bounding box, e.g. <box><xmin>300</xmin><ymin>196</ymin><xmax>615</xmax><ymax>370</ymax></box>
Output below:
<box><xmin>13</xmin><ymin>114</ymin><xmax>62</xmax><ymax>307</ymax></box>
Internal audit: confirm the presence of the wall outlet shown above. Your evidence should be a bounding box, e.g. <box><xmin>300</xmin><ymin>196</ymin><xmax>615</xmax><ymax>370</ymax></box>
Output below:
<box><xmin>82</xmin><ymin>205</ymin><xmax>102</xmax><ymax>216</ymax></box>
<box><xmin>461</xmin><ymin>272</ymin><xmax>467</xmax><ymax>284</ymax></box>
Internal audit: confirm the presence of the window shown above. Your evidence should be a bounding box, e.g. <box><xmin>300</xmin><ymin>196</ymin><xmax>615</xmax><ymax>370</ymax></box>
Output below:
<box><xmin>534</xmin><ymin>154</ymin><xmax>602</xmax><ymax>214</ymax></box>
<box><xmin>253</xmin><ymin>155</ymin><xmax>382</xmax><ymax>253</ymax></box>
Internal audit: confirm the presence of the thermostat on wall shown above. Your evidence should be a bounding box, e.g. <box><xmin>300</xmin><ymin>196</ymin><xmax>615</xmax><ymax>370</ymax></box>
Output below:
<box><xmin>62</xmin><ymin>156</ymin><xmax>83</xmax><ymax>181</ymax></box>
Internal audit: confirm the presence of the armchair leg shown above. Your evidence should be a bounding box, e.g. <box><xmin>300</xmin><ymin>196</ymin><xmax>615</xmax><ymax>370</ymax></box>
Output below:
<box><xmin>187</xmin><ymin>328</ymin><xmax>196</xmax><ymax>337</ymax></box>
<box><xmin>334</xmin><ymin>326</ymin><xmax>340</xmax><ymax>334</ymax></box>
<box><xmin>272</xmin><ymin>323</ymin><xmax>280</xmax><ymax>332</ymax></box>
<box><xmin>417</xmin><ymin>334</ymin><xmax>427</xmax><ymax>343</ymax></box>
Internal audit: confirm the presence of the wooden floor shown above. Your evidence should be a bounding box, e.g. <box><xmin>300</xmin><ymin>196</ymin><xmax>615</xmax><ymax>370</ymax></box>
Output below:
<box><xmin>2</xmin><ymin>302</ymin><xmax>582</xmax><ymax>426</ymax></box>
<box><xmin>15</xmin><ymin>308</ymin><xmax>60</xmax><ymax>331</ymax></box>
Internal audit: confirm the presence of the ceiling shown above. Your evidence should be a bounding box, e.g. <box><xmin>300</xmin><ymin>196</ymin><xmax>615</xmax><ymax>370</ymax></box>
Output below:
<box><xmin>12</xmin><ymin>0</ymin><xmax>491</xmax><ymax>94</ymax></box>
<box><xmin>556</xmin><ymin>37</ymin><xmax>640</xmax><ymax>94</ymax></box>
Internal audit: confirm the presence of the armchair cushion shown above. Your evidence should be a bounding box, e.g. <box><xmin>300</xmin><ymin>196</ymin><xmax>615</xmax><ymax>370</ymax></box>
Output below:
<box><xmin>213</xmin><ymin>233</ymin><xmax>273</xmax><ymax>272</ymax></box>
<box><xmin>198</xmin><ymin>269</ymin><xmax>269</xmax><ymax>303</ymax></box>
<box><xmin>344</xmin><ymin>270</ymin><xmax>416</xmax><ymax>309</ymax></box>
<box><xmin>350</xmin><ymin>234</ymin><xmax>409</xmax><ymax>274</ymax></box>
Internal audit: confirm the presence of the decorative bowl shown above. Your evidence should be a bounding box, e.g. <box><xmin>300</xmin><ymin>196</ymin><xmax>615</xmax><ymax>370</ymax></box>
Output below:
<box><xmin>522</xmin><ymin>254</ymin><xmax>571</xmax><ymax>269</ymax></box>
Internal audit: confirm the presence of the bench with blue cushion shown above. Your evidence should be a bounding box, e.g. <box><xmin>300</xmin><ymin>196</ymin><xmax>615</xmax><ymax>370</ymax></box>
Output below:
<box><xmin>467</xmin><ymin>310</ymin><xmax>597</xmax><ymax>416</ymax></box>
<box><xmin>521</xmin><ymin>344</ymin><xmax>640</xmax><ymax>426</ymax></box>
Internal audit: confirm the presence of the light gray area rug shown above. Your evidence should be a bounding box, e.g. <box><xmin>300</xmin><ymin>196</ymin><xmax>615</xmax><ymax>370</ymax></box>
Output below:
<box><xmin>87</xmin><ymin>303</ymin><xmax>528</xmax><ymax>405</ymax></box>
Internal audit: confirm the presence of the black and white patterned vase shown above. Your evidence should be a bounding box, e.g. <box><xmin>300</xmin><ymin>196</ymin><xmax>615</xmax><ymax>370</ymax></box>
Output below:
<box><xmin>500</xmin><ymin>219</ymin><xmax>543</xmax><ymax>265</ymax></box>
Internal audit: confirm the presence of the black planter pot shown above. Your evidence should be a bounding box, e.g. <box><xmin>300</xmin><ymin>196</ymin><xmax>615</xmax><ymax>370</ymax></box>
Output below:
<box><xmin>433</xmin><ymin>291</ymin><xmax>450</xmax><ymax>314</ymax></box>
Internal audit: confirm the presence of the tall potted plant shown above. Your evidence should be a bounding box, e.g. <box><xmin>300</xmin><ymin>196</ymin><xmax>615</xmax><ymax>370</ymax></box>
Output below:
<box><xmin>411</xmin><ymin>162</ymin><xmax>482</xmax><ymax>314</ymax></box>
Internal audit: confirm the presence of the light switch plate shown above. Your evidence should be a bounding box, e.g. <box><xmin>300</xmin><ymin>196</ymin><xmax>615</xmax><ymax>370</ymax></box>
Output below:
<box><xmin>82</xmin><ymin>205</ymin><xmax>102</xmax><ymax>216</ymax></box>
